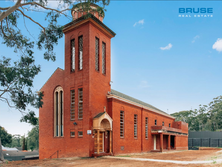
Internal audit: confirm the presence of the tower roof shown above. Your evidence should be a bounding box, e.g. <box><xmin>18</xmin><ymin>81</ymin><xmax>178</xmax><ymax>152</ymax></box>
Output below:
<box><xmin>63</xmin><ymin>13</ymin><xmax>116</xmax><ymax>37</ymax></box>
<box><xmin>71</xmin><ymin>3</ymin><xmax>105</xmax><ymax>22</ymax></box>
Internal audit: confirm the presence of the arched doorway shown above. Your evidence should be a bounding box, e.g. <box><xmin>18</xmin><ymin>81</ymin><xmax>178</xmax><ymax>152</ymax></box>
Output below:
<box><xmin>93</xmin><ymin>112</ymin><xmax>112</xmax><ymax>155</ymax></box>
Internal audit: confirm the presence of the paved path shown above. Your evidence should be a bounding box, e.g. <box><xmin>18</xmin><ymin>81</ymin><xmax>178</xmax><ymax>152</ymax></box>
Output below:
<box><xmin>104</xmin><ymin>156</ymin><xmax>222</xmax><ymax>164</ymax></box>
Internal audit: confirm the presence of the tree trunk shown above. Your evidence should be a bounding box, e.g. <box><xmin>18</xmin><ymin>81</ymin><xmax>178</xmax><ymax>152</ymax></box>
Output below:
<box><xmin>22</xmin><ymin>138</ymin><xmax>25</xmax><ymax>150</ymax></box>
<box><xmin>0</xmin><ymin>0</ymin><xmax>22</xmax><ymax>22</ymax></box>
<box><xmin>0</xmin><ymin>138</ymin><xmax>4</xmax><ymax>162</ymax></box>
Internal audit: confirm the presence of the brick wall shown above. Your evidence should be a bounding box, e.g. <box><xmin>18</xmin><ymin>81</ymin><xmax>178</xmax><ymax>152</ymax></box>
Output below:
<box><xmin>109</xmin><ymin>98</ymin><xmax>178</xmax><ymax>154</ymax></box>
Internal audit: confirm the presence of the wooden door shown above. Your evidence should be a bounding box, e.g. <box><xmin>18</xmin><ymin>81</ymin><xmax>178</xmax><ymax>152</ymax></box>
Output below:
<box><xmin>104</xmin><ymin>131</ymin><xmax>109</xmax><ymax>153</ymax></box>
<box><xmin>94</xmin><ymin>131</ymin><xmax>103</xmax><ymax>153</ymax></box>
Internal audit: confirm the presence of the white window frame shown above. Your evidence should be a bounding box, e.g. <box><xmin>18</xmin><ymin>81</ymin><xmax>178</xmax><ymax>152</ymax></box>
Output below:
<box><xmin>54</xmin><ymin>86</ymin><xmax>64</xmax><ymax>137</ymax></box>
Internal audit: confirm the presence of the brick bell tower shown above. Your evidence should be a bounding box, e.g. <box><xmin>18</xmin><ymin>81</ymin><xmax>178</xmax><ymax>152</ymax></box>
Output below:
<box><xmin>62</xmin><ymin>3</ymin><xmax>116</xmax><ymax>156</ymax></box>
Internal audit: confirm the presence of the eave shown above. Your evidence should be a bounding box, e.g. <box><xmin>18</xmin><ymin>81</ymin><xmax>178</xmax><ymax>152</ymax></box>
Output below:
<box><xmin>107</xmin><ymin>94</ymin><xmax>175</xmax><ymax>119</ymax></box>
<box><xmin>63</xmin><ymin>14</ymin><xmax>116</xmax><ymax>38</ymax></box>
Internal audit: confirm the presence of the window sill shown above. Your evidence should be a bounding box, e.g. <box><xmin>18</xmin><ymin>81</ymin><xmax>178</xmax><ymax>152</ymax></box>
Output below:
<box><xmin>54</xmin><ymin>136</ymin><xmax>64</xmax><ymax>138</ymax></box>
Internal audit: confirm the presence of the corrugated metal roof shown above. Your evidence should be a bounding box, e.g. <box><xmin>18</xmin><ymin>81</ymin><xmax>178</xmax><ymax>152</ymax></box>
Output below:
<box><xmin>110</xmin><ymin>89</ymin><xmax>169</xmax><ymax>116</ymax></box>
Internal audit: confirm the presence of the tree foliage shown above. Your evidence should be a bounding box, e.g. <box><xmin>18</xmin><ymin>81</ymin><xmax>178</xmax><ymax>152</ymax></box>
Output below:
<box><xmin>26</xmin><ymin>120</ymin><xmax>39</xmax><ymax>151</ymax></box>
<box><xmin>1</xmin><ymin>119</ymin><xmax>39</xmax><ymax>151</ymax></box>
<box><xmin>0</xmin><ymin>126</ymin><xmax>12</xmax><ymax>146</ymax></box>
<box><xmin>171</xmin><ymin>95</ymin><xmax>222</xmax><ymax>131</ymax></box>
<box><xmin>8</xmin><ymin>135</ymin><xmax>22</xmax><ymax>148</ymax></box>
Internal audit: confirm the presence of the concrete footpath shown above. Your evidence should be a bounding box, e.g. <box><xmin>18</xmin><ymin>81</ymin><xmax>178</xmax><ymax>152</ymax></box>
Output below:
<box><xmin>104</xmin><ymin>156</ymin><xmax>222</xmax><ymax>164</ymax></box>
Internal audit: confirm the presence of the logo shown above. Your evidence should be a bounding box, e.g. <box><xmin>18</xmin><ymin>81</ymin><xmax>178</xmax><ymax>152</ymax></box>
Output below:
<box><xmin>178</xmin><ymin>8</ymin><xmax>213</xmax><ymax>18</ymax></box>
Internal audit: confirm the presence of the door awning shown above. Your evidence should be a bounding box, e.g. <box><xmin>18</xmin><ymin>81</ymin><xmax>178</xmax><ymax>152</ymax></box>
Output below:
<box><xmin>93</xmin><ymin>112</ymin><xmax>113</xmax><ymax>131</ymax></box>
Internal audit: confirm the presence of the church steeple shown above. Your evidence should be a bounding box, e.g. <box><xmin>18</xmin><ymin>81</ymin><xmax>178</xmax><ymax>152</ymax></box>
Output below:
<box><xmin>62</xmin><ymin>3</ymin><xmax>115</xmax><ymax>119</ymax></box>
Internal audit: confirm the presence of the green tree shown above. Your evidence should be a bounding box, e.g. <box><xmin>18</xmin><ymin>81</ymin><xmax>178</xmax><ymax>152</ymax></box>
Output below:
<box><xmin>27</xmin><ymin>119</ymin><xmax>39</xmax><ymax>151</ymax></box>
<box><xmin>206</xmin><ymin>96</ymin><xmax>222</xmax><ymax>131</ymax></box>
<box><xmin>9</xmin><ymin>135</ymin><xmax>22</xmax><ymax>148</ymax></box>
<box><xmin>0</xmin><ymin>126</ymin><xmax>12</xmax><ymax>147</ymax></box>
<box><xmin>171</xmin><ymin>95</ymin><xmax>222</xmax><ymax>132</ymax></box>
<box><xmin>171</xmin><ymin>110</ymin><xmax>198</xmax><ymax>130</ymax></box>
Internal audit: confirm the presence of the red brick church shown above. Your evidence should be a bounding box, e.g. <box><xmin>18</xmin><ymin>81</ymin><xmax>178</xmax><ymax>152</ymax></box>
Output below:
<box><xmin>39</xmin><ymin>3</ymin><xmax>188</xmax><ymax>159</ymax></box>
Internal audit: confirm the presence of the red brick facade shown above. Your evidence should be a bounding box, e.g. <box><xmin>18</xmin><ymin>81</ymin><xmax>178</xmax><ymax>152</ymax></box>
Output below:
<box><xmin>39</xmin><ymin>5</ymin><xmax>188</xmax><ymax>159</ymax></box>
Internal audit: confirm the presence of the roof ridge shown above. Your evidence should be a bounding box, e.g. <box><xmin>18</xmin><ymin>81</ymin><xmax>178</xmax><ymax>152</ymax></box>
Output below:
<box><xmin>110</xmin><ymin>89</ymin><xmax>169</xmax><ymax>115</ymax></box>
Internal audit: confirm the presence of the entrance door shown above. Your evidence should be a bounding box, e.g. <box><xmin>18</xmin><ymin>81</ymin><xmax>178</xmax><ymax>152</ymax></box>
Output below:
<box><xmin>170</xmin><ymin>135</ymin><xmax>175</xmax><ymax>149</ymax></box>
<box><xmin>94</xmin><ymin>131</ymin><xmax>104</xmax><ymax>153</ymax></box>
<box><xmin>154</xmin><ymin>135</ymin><xmax>156</xmax><ymax>150</ymax></box>
<box><xmin>104</xmin><ymin>131</ymin><xmax>110</xmax><ymax>153</ymax></box>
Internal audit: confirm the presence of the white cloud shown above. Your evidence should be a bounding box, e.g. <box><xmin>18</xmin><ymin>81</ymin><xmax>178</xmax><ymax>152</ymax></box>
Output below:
<box><xmin>133</xmin><ymin>19</ymin><xmax>144</xmax><ymax>27</ymax></box>
<box><xmin>47</xmin><ymin>1</ymin><xmax>68</xmax><ymax>9</ymax></box>
<box><xmin>212</xmin><ymin>38</ymin><xmax>222</xmax><ymax>52</ymax></box>
<box><xmin>47</xmin><ymin>1</ymin><xmax>71</xmax><ymax>10</ymax></box>
<box><xmin>192</xmin><ymin>35</ymin><xmax>200</xmax><ymax>43</ymax></box>
<box><xmin>27</xmin><ymin>1</ymin><xmax>70</xmax><ymax>12</ymax></box>
<box><xmin>139</xmin><ymin>81</ymin><xmax>150</xmax><ymax>88</ymax></box>
<box><xmin>160</xmin><ymin>43</ymin><xmax>172</xmax><ymax>50</ymax></box>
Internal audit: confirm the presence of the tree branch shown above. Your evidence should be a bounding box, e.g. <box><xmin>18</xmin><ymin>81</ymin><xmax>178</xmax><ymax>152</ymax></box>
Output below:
<box><xmin>0</xmin><ymin>97</ymin><xmax>16</xmax><ymax>108</ymax></box>
<box><xmin>20</xmin><ymin>2</ymin><xmax>71</xmax><ymax>19</ymax></box>
<box><xmin>1</xmin><ymin>21</ymin><xmax>27</xmax><ymax>57</ymax></box>
<box><xmin>0</xmin><ymin>7</ymin><xmax>9</xmax><ymax>10</ymax></box>
<box><xmin>6</xmin><ymin>17</ymin><xmax>13</xmax><ymax>36</ymax></box>
<box><xmin>16</xmin><ymin>9</ymin><xmax>46</xmax><ymax>32</ymax></box>
<box><xmin>0</xmin><ymin>89</ymin><xmax>9</xmax><ymax>97</ymax></box>
<box><xmin>0</xmin><ymin>21</ymin><xmax>10</xmax><ymax>39</ymax></box>
<box><xmin>0</xmin><ymin>0</ymin><xmax>22</xmax><ymax>22</ymax></box>
<box><xmin>21</xmin><ymin>10</ymin><xmax>37</xmax><ymax>42</ymax></box>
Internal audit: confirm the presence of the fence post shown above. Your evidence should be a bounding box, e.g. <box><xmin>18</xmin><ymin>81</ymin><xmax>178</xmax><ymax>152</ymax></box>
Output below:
<box><xmin>209</xmin><ymin>138</ymin><xmax>211</xmax><ymax>147</ymax></box>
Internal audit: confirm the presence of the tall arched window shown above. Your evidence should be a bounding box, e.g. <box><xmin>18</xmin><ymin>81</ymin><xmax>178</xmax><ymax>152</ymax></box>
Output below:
<box><xmin>54</xmin><ymin>86</ymin><xmax>64</xmax><ymax>137</ymax></box>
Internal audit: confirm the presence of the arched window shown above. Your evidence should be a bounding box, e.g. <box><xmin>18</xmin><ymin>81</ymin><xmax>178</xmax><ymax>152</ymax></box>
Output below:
<box><xmin>54</xmin><ymin>86</ymin><xmax>64</xmax><ymax>137</ymax></box>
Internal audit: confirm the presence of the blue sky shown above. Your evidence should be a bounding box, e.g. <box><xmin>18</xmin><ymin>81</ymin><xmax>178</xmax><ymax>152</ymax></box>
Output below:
<box><xmin>0</xmin><ymin>1</ymin><xmax>222</xmax><ymax>136</ymax></box>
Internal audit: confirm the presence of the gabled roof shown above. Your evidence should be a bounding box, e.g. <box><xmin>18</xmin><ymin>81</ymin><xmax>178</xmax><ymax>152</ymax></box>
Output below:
<box><xmin>94</xmin><ymin>112</ymin><xmax>105</xmax><ymax>119</ymax></box>
<box><xmin>110</xmin><ymin>89</ymin><xmax>171</xmax><ymax>117</ymax></box>
<box><xmin>39</xmin><ymin>67</ymin><xmax>64</xmax><ymax>91</ymax></box>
